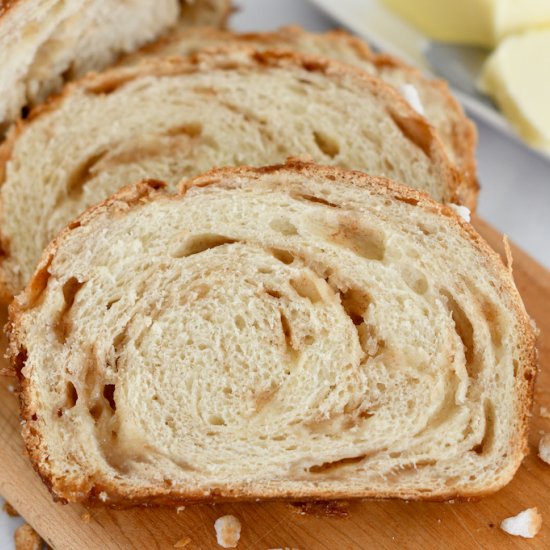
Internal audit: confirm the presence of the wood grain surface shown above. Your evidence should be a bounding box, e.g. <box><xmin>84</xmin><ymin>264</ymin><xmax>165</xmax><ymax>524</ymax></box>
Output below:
<box><xmin>0</xmin><ymin>218</ymin><xmax>549</xmax><ymax>550</ymax></box>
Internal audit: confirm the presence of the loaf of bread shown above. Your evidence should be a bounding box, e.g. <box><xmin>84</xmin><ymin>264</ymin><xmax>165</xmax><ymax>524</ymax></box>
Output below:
<box><xmin>0</xmin><ymin>0</ymin><xmax>230</xmax><ymax>133</ymax></box>
<box><xmin>8</xmin><ymin>161</ymin><xmax>536</xmax><ymax>505</ymax></box>
<box><xmin>126</xmin><ymin>25</ymin><xmax>477</xmax><ymax>203</ymax></box>
<box><xmin>0</xmin><ymin>48</ymin><xmax>462</xmax><ymax>300</ymax></box>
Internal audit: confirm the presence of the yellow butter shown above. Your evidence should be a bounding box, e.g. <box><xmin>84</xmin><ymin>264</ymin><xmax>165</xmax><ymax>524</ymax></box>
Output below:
<box><xmin>381</xmin><ymin>0</ymin><xmax>550</xmax><ymax>47</ymax></box>
<box><xmin>480</xmin><ymin>29</ymin><xmax>550</xmax><ymax>152</ymax></box>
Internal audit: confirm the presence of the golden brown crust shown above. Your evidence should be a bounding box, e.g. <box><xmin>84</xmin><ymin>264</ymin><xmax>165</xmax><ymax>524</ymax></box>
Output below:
<box><xmin>8</xmin><ymin>160</ymin><xmax>535</xmax><ymax>506</ymax></box>
<box><xmin>14</xmin><ymin>523</ymin><xmax>42</xmax><ymax>550</ymax></box>
<box><xmin>0</xmin><ymin>123</ymin><xmax>21</xmax><ymax>303</ymax></box>
<box><xmin>0</xmin><ymin>46</ymin><xmax>461</xmax><ymax>303</ymax></box>
<box><xmin>14</xmin><ymin>523</ymin><xmax>44</xmax><ymax>550</ymax></box>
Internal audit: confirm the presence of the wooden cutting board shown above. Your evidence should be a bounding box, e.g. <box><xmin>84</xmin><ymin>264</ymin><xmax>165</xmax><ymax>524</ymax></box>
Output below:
<box><xmin>1</xmin><ymin>218</ymin><xmax>549</xmax><ymax>550</ymax></box>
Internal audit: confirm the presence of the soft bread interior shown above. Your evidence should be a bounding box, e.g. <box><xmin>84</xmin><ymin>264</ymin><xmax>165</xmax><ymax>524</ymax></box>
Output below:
<box><xmin>10</xmin><ymin>163</ymin><xmax>535</xmax><ymax>504</ymax></box>
<box><xmin>0</xmin><ymin>49</ymin><xmax>457</xmax><ymax>297</ymax></box>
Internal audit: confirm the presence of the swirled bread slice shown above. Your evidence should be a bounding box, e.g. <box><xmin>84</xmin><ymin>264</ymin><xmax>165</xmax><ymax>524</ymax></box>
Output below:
<box><xmin>0</xmin><ymin>0</ymin><xmax>230</xmax><ymax>133</ymax></box>
<box><xmin>0</xmin><ymin>49</ymin><xmax>460</xmax><ymax>300</ymax></box>
<box><xmin>125</xmin><ymin>26</ymin><xmax>478</xmax><ymax>206</ymax></box>
<box><xmin>8</xmin><ymin>161</ymin><xmax>536</xmax><ymax>505</ymax></box>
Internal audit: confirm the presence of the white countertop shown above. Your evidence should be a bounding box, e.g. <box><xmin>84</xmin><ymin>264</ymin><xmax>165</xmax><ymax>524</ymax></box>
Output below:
<box><xmin>1</xmin><ymin>1</ymin><xmax>548</xmax><ymax>548</ymax></box>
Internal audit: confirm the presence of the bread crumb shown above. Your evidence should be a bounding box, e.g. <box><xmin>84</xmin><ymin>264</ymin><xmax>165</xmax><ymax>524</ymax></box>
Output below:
<box><xmin>214</xmin><ymin>515</ymin><xmax>241</xmax><ymax>548</ymax></box>
<box><xmin>174</xmin><ymin>537</ymin><xmax>191</xmax><ymax>548</ymax></box>
<box><xmin>81</xmin><ymin>511</ymin><xmax>91</xmax><ymax>523</ymax></box>
<box><xmin>400</xmin><ymin>84</ymin><xmax>425</xmax><ymax>115</ymax></box>
<box><xmin>7</xmin><ymin>384</ymin><xmax>15</xmax><ymax>393</ymax></box>
<box><xmin>500</xmin><ymin>508</ymin><xmax>542</xmax><ymax>538</ymax></box>
<box><xmin>98</xmin><ymin>491</ymin><xmax>108</xmax><ymax>502</ymax></box>
<box><xmin>449</xmin><ymin>203</ymin><xmax>471</xmax><ymax>222</ymax></box>
<box><xmin>176</xmin><ymin>506</ymin><xmax>186</xmax><ymax>513</ymax></box>
<box><xmin>539</xmin><ymin>433</ymin><xmax>550</xmax><ymax>464</ymax></box>
<box><xmin>540</xmin><ymin>406</ymin><xmax>550</xmax><ymax>419</ymax></box>
<box><xmin>14</xmin><ymin>523</ymin><xmax>43</xmax><ymax>550</ymax></box>
<box><xmin>3</xmin><ymin>500</ymin><xmax>19</xmax><ymax>517</ymax></box>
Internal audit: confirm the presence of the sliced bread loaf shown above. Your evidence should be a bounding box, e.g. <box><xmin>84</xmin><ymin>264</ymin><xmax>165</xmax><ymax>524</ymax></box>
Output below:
<box><xmin>0</xmin><ymin>0</ymin><xmax>230</xmax><ymax>133</ymax></box>
<box><xmin>0</xmin><ymin>49</ymin><xmax>461</xmax><ymax>300</ymax></box>
<box><xmin>125</xmin><ymin>25</ymin><xmax>477</xmax><ymax>204</ymax></box>
<box><xmin>7</xmin><ymin>161</ymin><xmax>536</xmax><ymax>505</ymax></box>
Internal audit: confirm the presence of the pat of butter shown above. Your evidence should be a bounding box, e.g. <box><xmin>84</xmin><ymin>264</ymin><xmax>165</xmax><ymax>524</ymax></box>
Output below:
<box><xmin>381</xmin><ymin>0</ymin><xmax>550</xmax><ymax>47</ymax></box>
<box><xmin>480</xmin><ymin>29</ymin><xmax>550</xmax><ymax>152</ymax></box>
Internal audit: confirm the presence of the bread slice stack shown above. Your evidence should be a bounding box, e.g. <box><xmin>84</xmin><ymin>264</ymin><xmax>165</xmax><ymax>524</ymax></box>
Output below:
<box><xmin>0</xmin><ymin>48</ymin><xmax>464</xmax><ymax>299</ymax></box>
<box><xmin>7</xmin><ymin>162</ymin><xmax>536</xmax><ymax>504</ymax></box>
<box><xmin>0</xmin><ymin>0</ymin><xmax>230</xmax><ymax>133</ymax></box>
<box><xmin>0</xmin><ymin>4</ymin><xmax>538</xmax><ymax>506</ymax></box>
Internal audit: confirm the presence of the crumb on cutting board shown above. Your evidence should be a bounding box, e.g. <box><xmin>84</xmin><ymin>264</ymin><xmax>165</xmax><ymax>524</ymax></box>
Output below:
<box><xmin>214</xmin><ymin>515</ymin><xmax>241</xmax><ymax>548</ymax></box>
<box><xmin>500</xmin><ymin>508</ymin><xmax>542</xmax><ymax>538</ymax></box>
<box><xmin>174</xmin><ymin>537</ymin><xmax>191</xmax><ymax>548</ymax></box>
<box><xmin>14</xmin><ymin>523</ymin><xmax>43</xmax><ymax>550</ymax></box>
<box><xmin>540</xmin><ymin>406</ymin><xmax>550</xmax><ymax>419</ymax></box>
<box><xmin>3</xmin><ymin>500</ymin><xmax>19</xmax><ymax>517</ymax></box>
<box><xmin>539</xmin><ymin>433</ymin><xmax>550</xmax><ymax>464</ymax></box>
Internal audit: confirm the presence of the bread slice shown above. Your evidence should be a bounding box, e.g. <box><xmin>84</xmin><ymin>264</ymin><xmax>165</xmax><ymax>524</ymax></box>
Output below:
<box><xmin>0</xmin><ymin>0</ymin><xmax>230</xmax><ymax>133</ymax></box>
<box><xmin>0</xmin><ymin>48</ymin><xmax>461</xmax><ymax>300</ymax></box>
<box><xmin>125</xmin><ymin>26</ymin><xmax>477</xmax><ymax>206</ymax></box>
<box><xmin>7</xmin><ymin>161</ymin><xmax>536</xmax><ymax>505</ymax></box>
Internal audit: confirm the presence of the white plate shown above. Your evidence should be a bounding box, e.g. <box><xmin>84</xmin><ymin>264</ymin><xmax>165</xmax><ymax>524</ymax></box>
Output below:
<box><xmin>309</xmin><ymin>0</ymin><xmax>550</xmax><ymax>162</ymax></box>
